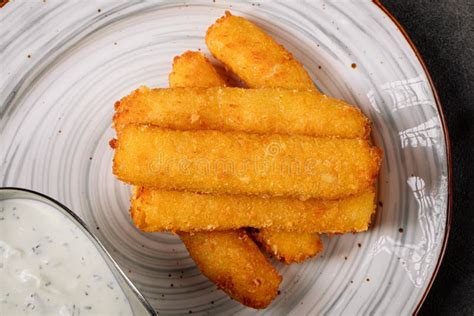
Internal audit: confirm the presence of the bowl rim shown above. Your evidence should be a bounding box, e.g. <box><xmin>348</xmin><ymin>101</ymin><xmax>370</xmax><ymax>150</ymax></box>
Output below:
<box><xmin>0</xmin><ymin>187</ymin><xmax>157</xmax><ymax>316</ymax></box>
<box><xmin>372</xmin><ymin>1</ymin><xmax>453</xmax><ymax>314</ymax></box>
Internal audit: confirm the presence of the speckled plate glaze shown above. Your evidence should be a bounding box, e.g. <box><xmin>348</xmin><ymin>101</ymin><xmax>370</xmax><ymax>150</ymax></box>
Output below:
<box><xmin>1</xmin><ymin>1</ymin><xmax>451</xmax><ymax>315</ymax></box>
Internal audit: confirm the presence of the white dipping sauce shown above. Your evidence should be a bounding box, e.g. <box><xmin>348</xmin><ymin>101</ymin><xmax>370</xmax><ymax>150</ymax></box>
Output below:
<box><xmin>0</xmin><ymin>199</ymin><xmax>132</xmax><ymax>315</ymax></box>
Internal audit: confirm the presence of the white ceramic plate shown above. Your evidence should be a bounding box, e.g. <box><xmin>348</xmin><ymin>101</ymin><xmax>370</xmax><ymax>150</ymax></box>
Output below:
<box><xmin>1</xmin><ymin>1</ymin><xmax>451</xmax><ymax>315</ymax></box>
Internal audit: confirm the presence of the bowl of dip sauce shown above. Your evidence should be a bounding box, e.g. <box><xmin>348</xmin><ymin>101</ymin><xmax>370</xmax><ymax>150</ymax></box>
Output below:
<box><xmin>0</xmin><ymin>187</ymin><xmax>156</xmax><ymax>315</ymax></box>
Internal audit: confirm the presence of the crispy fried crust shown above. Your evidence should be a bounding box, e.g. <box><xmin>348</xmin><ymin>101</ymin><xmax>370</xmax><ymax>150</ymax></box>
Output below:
<box><xmin>251</xmin><ymin>230</ymin><xmax>324</xmax><ymax>264</ymax></box>
<box><xmin>130</xmin><ymin>188</ymin><xmax>376</xmax><ymax>233</ymax></box>
<box><xmin>113</xmin><ymin>87</ymin><xmax>370</xmax><ymax>138</ymax></box>
<box><xmin>169</xmin><ymin>51</ymin><xmax>228</xmax><ymax>88</ymax></box>
<box><xmin>180</xmin><ymin>230</ymin><xmax>282</xmax><ymax>309</ymax></box>
<box><xmin>114</xmin><ymin>125</ymin><xmax>381</xmax><ymax>199</ymax></box>
<box><xmin>206</xmin><ymin>12</ymin><xmax>316</xmax><ymax>90</ymax></box>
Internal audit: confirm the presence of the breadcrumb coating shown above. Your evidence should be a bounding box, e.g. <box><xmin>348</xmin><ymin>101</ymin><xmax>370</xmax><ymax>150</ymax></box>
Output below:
<box><xmin>113</xmin><ymin>126</ymin><xmax>381</xmax><ymax>199</ymax></box>
<box><xmin>131</xmin><ymin>188</ymin><xmax>376</xmax><ymax>233</ymax></box>
<box><xmin>206</xmin><ymin>11</ymin><xmax>316</xmax><ymax>90</ymax></box>
<box><xmin>251</xmin><ymin>230</ymin><xmax>324</xmax><ymax>264</ymax></box>
<box><xmin>114</xmin><ymin>86</ymin><xmax>370</xmax><ymax>138</ymax></box>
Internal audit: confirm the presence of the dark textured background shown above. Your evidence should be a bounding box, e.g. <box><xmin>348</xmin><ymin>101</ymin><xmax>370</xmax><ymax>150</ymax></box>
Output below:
<box><xmin>382</xmin><ymin>1</ymin><xmax>474</xmax><ymax>315</ymax></box>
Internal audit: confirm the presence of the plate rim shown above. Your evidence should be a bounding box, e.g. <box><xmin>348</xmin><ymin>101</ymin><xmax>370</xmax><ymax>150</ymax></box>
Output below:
<box><xmin>372</xmin><ymin>1</ymin><xmax>453</xmax><ymax>314</ymax></box>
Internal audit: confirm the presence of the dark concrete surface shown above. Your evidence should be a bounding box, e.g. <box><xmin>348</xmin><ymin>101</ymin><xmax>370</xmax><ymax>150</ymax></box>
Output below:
<box><xmin>382</xmin><ymin>1</ymin><xmax>474</xmax><ymax>315</ymax></box>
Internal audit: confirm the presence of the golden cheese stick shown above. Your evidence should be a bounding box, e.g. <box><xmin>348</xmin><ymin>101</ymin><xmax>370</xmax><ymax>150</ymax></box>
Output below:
<box><xmin>168</xmin><ymin>51</ymin><xmax>322</xmax><ymax>264</ymax></box>
<box><xmin>251</xmin><ymin>230</ymin><xmax>324</xmax><ymax>264</ymax></box>
<box><xmin>114</xmin><ymin>87</ymin><xmax>369</xmax><ymax>139</ymax></box>
<box><xmin>206</xmin><ymin>12</ymin><xmax>316</xmax><ymax>90</ymax></box>
<box><xmin>166</xmin><ymin>51</ymin><xmax>281</xmax><ymax>308</ymax></box>
<box><xmin>131</xmin><ymin>188</ymin><xmax>376</xmax><ymax>233</ymax></box>
<box><xmin>179</xmin><ymin>230</ymin><xmax>281</xmax><ymax>309</ymax></box>
<box><xmin>169</xmin><ymin>51</ymin><xmax>228</xmax><ymax>88</ymax></box>
<box><xmin>113</xmin><ymin>125</ymin><xmax>381</xmax><ymax>200</ymax></box>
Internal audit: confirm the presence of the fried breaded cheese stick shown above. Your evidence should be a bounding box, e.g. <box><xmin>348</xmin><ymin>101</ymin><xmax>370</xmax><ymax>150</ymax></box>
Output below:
<box><xmin>206</xmin><ymin>12</ymin><xmax>316</xmax><ymax>90</ymax></box>
<box><xmin>168</xmin><ymin>51</ymin><xmax>322</xmax><ymax>264</ymax></box>
<box><xmin>160</xmin><ymin>51</ymin><xmax>281</xmax><ymax>308</ymax></box>
<box><xmin>131</xmin><ymin>188</ymin><xmax>376</xmax><ymax>233</ymax></box>
<box><xmin>113</xmin><ymin>87</ymin><xmax>369</xmax><ymax>139</ymax></box>
<box><xmin>250</xmin><ymin>230</ymin><xmax>324</xmax><ymax>264</ymax></box>
<box><xmin>169</xmin><ymin>51</ymin><xmax>228</xmax><ymax>88</ymax></box>
<box><xmin>179</xmin><ymin>230</ymin><xmax>281</xmax><ymax>308</ymax></box>
<box><xmin>113</xmin><ymin>125</ymin><xmax>381</xmax><ymax>200</ymax></box>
